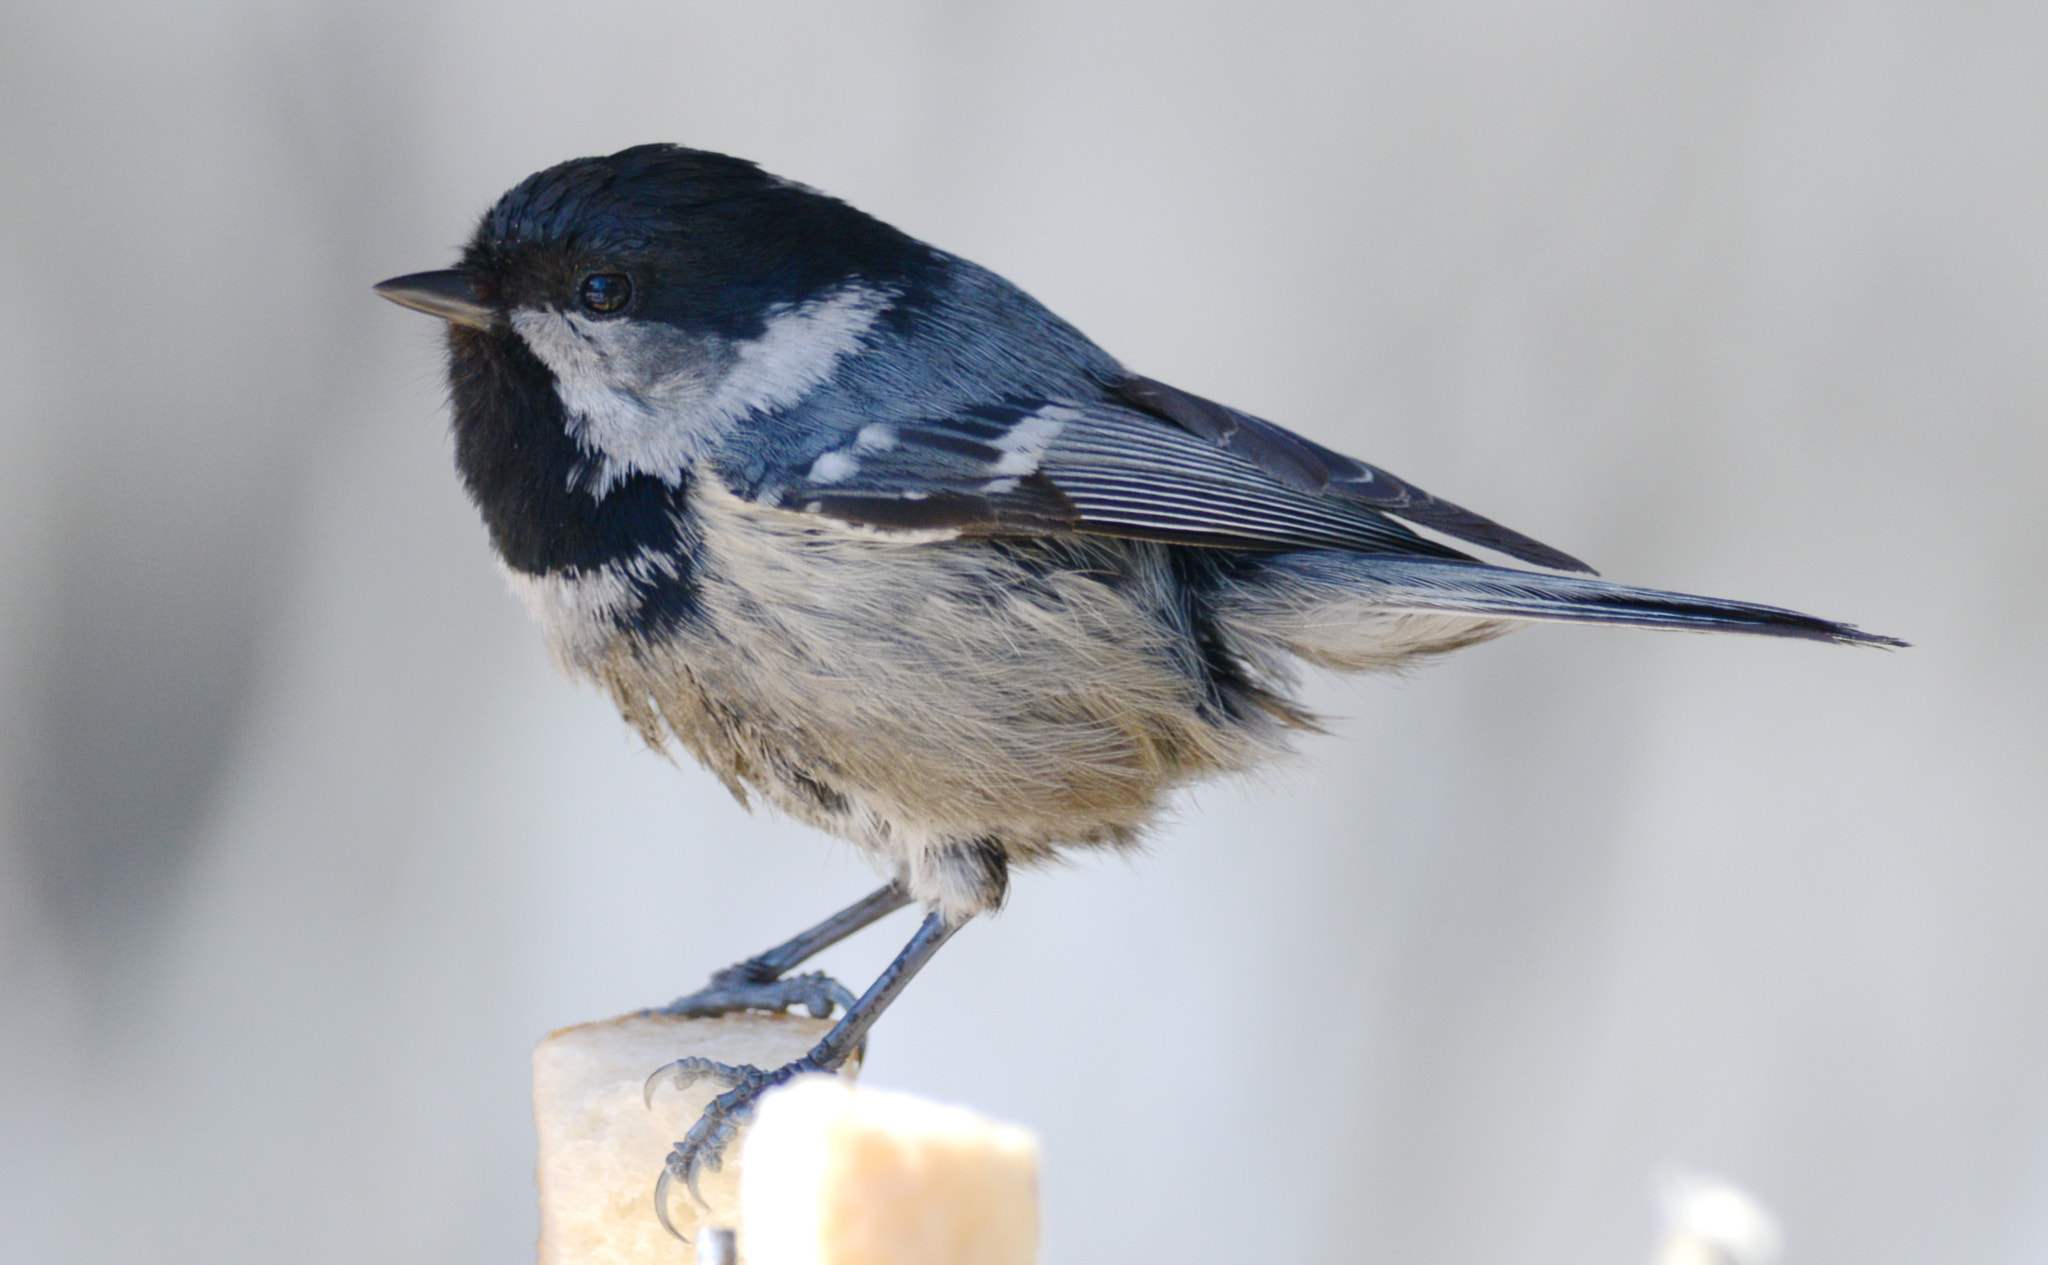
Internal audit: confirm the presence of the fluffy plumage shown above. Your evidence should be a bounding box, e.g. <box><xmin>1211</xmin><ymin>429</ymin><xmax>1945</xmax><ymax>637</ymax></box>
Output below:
<box><xmin>375</xmin><ymin>143</ymin><xmax>1899</xmax><ymax>1210</ymax></box>
<box><xmin>394</xmin><ymin>142</ymin><xmax>1901</xmax><ymax>920</ymax></box>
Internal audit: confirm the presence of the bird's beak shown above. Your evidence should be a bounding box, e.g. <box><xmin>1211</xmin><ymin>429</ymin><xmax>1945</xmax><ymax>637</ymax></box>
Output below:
<box><xmin>373</xmin><ymin>269</ymin><xmax>501</xmax><ymax>330</ymax></box>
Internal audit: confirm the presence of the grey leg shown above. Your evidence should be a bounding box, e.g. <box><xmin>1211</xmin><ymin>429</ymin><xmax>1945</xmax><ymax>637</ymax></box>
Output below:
<box><xmin>658</xmin><ymin>880</ymin><xmax>914</xmax><ymax>1019</ymax></box>
<box><xmin>648</xmin><ymin>910</ymin><xmax>965</xmax><ymax>1229</ymax></box>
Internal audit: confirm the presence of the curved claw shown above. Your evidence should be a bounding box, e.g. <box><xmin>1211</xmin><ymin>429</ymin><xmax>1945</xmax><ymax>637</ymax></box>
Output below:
<box><xmin>648</xmin><ymin>1057</ymin><xmax>825</xmax><ymax>1223</ymax></box>
<box><xmin>684</xmin><ymin>1140</ymin><xmax>712</xmax><ymax>1210</ymax></box>
<box><xmin>675</xmin><ymin>1097</ymin><xmax>747</xmax><ymax>1208</ymax></box>
<box><xmin>653</xmin><ymin>1165</ymin><xmax>690</xmax><ymax>1243</ymax></box>
<box><xmin>657</xmin><ymin>1101</ymin><xmax>739</xmax><ymax>1221</ymax></box>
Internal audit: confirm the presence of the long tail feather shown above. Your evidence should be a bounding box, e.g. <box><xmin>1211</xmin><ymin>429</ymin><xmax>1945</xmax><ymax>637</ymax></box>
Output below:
<box><xmin>1321</xmin><ymin>555</ymin><xmax>1901</xmax><ymax>645</ymax></box>
<box><xmin>1227</xmin><ymin>554</ymin><xmax>1905</xmax><ymax>667</ymax></box>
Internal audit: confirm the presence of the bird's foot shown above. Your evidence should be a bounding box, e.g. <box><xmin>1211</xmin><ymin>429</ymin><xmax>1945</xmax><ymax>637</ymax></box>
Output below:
<box><xmin>645</xmin><ymin>1054</ymin><xmax>832</xmax><ymax>1231</ymax></box>
<box><xmin>657</xmin><ymin>962</ymin><xmax>856</xmax><ymax>1020</ymax></box>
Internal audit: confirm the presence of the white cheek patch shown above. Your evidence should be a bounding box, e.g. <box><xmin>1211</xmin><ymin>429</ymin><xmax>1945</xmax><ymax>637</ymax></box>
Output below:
<box><xmin>516</xmin><ymin>312</ymin><xmax>728</xmax><ymax>497</ymax></box>
<box><xmin>512</xmin><ymin>283</ymin><xmax>895</xmax><ymax>498</ymax></box>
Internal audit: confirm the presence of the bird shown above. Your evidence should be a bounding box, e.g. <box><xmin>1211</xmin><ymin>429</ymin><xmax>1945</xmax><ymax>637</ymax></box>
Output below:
<box><xmin>374</xmin><ymin>142</ymin><xmax>1899</xmax><ymax>1228</ymax></box>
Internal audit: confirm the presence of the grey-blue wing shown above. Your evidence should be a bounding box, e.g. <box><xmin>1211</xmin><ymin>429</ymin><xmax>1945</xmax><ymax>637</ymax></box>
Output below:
<box><xmin>1106</xmin><ymin>376</ymin><xmax>1592</xmax><ymax>572</ymax></box>
<box><xmin>751</xmin><ymin>378</ymin><xmax>1586</xmax><ymax>569</ymax></box>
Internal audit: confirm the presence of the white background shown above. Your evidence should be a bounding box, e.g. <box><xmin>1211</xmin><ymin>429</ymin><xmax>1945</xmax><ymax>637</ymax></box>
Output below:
<box><xmin>2</xmin><ymin>3</ymin><xmax>2043</xmax><ymax>1262</ymax></box>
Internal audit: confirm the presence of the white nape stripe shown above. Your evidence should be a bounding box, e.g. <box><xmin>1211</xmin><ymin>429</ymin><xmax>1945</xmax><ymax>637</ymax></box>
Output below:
<box><xmin>717</xmin><ymin>286</ymin><xmax>893</xmax><ymax>425</ymax></box>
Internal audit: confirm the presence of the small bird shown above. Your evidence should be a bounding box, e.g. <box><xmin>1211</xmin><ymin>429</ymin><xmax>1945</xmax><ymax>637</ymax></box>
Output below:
<box><xmin>375</xmin><ymin>143</ymin><xmax>1897</xmax><ymax>1225</ymax></box>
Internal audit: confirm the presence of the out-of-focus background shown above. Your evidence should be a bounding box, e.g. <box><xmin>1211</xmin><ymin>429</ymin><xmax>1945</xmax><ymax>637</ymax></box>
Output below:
<box><xmin>1</xmin><ymin>3</ymin><xmax>2042</xmax><ymax>1262</ymax></box>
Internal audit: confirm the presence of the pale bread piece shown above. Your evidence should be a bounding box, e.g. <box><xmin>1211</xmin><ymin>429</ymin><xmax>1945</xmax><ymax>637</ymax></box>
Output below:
<box><xmin>740</xmin><ymin>1077</ymin><xmax>1038</xmax><ymax>1265</ymax></box>
<box><xmin>534</xmin><ymin>1011</ymin><xmax>850</xmax><ymax>1263</ymax></box>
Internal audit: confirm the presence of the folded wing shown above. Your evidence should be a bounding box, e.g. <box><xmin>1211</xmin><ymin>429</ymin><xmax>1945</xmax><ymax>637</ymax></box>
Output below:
<box><xmin>760</xmin><ymin>375</ymin><xmax>1587</xmax><ymax>571</ymax></box>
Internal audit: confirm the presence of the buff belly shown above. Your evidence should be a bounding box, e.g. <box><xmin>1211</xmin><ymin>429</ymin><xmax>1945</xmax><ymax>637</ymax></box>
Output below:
<box><xmin>512</xmin><ymin>481</ymin><xmax>1287</xmax><ymax>916</ymax></box>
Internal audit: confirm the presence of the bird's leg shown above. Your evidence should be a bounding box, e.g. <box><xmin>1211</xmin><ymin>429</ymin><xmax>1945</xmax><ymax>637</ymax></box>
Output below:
<box><xmin>657</xmin><ymin>879</ymin><xmax>913</xmax><ymax>1020</ymax></box>
<box><xmin>648</xmin><ymin>909</ymin><xmax>964</xmax><ymax>1224</ymax></box>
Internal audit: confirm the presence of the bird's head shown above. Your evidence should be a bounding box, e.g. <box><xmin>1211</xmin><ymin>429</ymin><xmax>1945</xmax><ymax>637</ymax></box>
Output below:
<box><xmin>376</xmin><ymin>145</ymin><xmax>927</xmax><ymax>506</ymax></box>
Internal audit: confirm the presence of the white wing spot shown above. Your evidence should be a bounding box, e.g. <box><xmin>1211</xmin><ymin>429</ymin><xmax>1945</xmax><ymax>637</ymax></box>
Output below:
<box><xmin>989</xmin><ymin>408</ymin><xmax>1069</xmax><ymax>475</ymax></box>
<box><xmin>807</xmin><ymin>450</ymin><xmax>860</xmax><ymax>484</ymax></box>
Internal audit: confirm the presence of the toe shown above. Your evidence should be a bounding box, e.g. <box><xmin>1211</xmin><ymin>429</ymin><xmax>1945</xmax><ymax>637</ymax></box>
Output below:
<box><xmin>791</xmin><ymin>971</ymin><xmax>858</xmax><ymax>1018</ymax></box>
<box><xmin>680</xmin><ymin>1111</ymin><xmax>729</xmax><ymax>1209</ymax></box>
<box><xmin>643</xmin><ymin>1057</ymin><xmax>748</xmax><ymax>1108</ymax></box>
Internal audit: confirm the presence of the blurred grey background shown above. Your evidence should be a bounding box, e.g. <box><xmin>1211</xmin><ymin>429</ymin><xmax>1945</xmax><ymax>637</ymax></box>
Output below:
<box><xmin>1</xmin><ymin>2</ymin><xmax>2042</xmax><ymax>1262</ymax></box>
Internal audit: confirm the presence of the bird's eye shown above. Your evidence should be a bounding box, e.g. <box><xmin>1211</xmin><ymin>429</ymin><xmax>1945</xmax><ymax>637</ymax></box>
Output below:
<box><xmin>578</xmin><ymin>273</ymin><xmax>632</xmax><ymax>315</ymax></box>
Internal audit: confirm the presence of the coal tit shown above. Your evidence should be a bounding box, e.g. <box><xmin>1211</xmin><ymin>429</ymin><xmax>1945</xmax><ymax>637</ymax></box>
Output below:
<box><xmin>375</xmin><ymin>143</ymin><xmax>1898</xmax><ymax>1220</ymax></box>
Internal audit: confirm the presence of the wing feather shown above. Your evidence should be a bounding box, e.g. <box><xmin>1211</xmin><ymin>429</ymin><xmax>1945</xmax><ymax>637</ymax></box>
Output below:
<box><xmin>755</xmin><ymin>379</ymin><xmax>1586</xmax><ymax>572</ymax></box>
<box><xmin>1109</xmin><ymin>375</ymin><xmax>1594</xmax><ymax>572</ymax></box>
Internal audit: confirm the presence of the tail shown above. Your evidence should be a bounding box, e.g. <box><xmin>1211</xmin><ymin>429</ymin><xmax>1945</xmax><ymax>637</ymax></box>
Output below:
<box><xmin>1337</xmin><ymin>556</ymin><xmax>1903</xmax><ymax>645</ymax></box>
<box><xmin>1215</xmin><ymin>553</ymin><xmax>1903</xmax><ymax>674</ymax></box>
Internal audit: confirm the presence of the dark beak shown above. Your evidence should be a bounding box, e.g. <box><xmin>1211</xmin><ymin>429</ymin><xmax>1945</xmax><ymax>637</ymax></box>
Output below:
<box><xmin>373</xmin><ymin>269</ymin><xmax>500</xmax><ymax>330</ymax></box>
